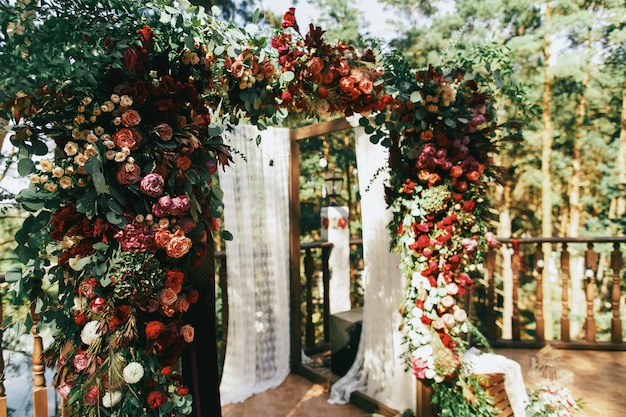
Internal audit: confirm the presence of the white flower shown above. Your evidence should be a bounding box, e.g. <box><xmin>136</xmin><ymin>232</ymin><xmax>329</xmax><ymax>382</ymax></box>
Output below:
<box><xmin>123</xmin><ymin>362</ymin><xmax>145</xmax><ymax>384</ymax></box>
<box><xmin>102</xmin><ymin>390</ymin><xmax>122</xmax><ymax>408</ymax></box>
<box><xmin>80</xmin><ymin>320</ymin><xmax>101</xmax><ymax>345</ymax></box>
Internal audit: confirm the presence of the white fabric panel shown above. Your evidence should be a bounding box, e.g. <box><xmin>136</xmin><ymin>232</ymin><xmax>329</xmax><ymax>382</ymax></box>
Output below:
<box><xmin>329</xmin><ymin>127</ymin><xmax>416</xmax><ymax>411</ymax></box>
<box><xmin>465</xmin><ymin>348</ymin><xmax>529</xmax><ymax>417</ymax></box>
<box><xmin>219</xmin><ymin>125</ymin><xmax>291</xmax><ymax>404</ymax></box>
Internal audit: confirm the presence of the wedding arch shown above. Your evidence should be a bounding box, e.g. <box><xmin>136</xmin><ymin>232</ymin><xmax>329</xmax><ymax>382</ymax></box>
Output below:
<box><xmin>1</xmin><ymin>1</ymin><xmax>524</xmax><ymax>416</ymax></box>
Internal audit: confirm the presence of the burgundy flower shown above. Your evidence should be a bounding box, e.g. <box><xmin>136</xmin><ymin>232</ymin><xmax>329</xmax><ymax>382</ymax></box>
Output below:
<box><xmin>116</xmin><ymin>164</ymin><xmax>141</xmax><ymax>185</ymax></box>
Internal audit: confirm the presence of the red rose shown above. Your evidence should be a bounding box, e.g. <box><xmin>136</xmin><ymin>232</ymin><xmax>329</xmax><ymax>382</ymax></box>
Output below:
<box><xmin>466</xmin><ymin>170</ymin><xmax>481</xmax><ymax>182</ymax></box>
<box><xmin>113</xmin><ymin>127</ymin><xmax>142</xmax><ymax>150</ymax></box>
<box><xmin>165</xmin><ymin>271</ymin><xmax>185</xmax><ymax>293</ymax></box>
<box><xmin>450</xmin><ymin>165</ymin><xmax>463</xmax><ymax>178</ymax></box>
<box><xmin>281</xmin><ymin>91</ymin><xmax>293</xmax><ymax>105</ymax></box>
<box><xmin>147</xmin><ymin>391</ymin><xmax>168</xmax><ymax>409</ymax></box>
<box><xmin>145</xmin><ymin>321</ymin><xmax>166</xmax><ymax>340</ymax></box>
<box><xmin>177</xmin><ymin>387</ymin><xmax>189</xmax><ymax>396</ymax></box>
<box><xmin>462</xmin><ymin>200</ymin><xmax>476</xmax><ymax>212</ymax></box>
<box><xmin>83</xmin><ymin>385</ymin><xmax>99</xmax><ymax>406</ymax></box>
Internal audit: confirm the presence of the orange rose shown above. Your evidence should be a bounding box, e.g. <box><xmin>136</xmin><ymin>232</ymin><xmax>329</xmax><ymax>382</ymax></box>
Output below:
<box><xmin>166</xmin><ymin>230</ymin><xmax>192</xmax><ymax>258</ymax></box>
<box><xmin>159</xmin><ymin>288</ymin><xmax>178</xmax><ymax>306</ymax></box>
<box><xmin>175</xmin><ymin>295</ymin><xmax>190</xmax><ymax>312</ymax></box>
<box><xmin>154</xmin><ymin>229</ymin><xmax>172</xmax><ymax>248</ymax></box>
<box><xmin>180</xmin><ymin>324</ymin><xmax>194</xmax><ymax>343</ymax></box>
<box><xmin>121</xmin><ymin>109</ymin><xmax>141</xmax><ymax>127</ymax></box>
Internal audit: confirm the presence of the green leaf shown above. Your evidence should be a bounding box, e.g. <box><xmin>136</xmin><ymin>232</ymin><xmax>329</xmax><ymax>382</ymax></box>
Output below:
<box><xmin>74</xmin><ymin>256</ymin><xmax>93</xmax><ymax>271</ymax></box>
<box><xmin>93</xmin><ymin>244</ymin><xmax>110</xmax><ymax>254</ymax></box>
<box><xmin>280</xmin><ymin>71</ymin><xmax>295</xmax><ymax>83</ymax></box>
<box><xmin>106</xmin><ymin>211</ymin><xmax>124</xmax><ymax>226</ymax></box>
<box><xmin>221</xmin><ymin>230</ymin><xmax>233</xmax><ymax>241</ymax></box>
<box><xmin>17</xmin><ymin>158</ymin><xmax>36</xmax><ymax>176</ymax></box>
<box><xmin>410</xmin><ymin>91</ymin><xmax>423</xmax><ymax>103</ymax></box>
<box><xmin>92</xmin><ymin>172</ymin><xmax>107</xmax><ymax>194</ymax></box>
<box><xmin>207</xmin><ymin>124</ymin><xmax>223</xmax><ymax>136</ymax></box>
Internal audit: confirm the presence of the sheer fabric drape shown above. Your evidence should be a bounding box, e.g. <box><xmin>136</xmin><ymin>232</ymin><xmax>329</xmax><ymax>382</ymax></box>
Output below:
<box><xmin>218</xmin><ymin>125</ymin><xmax>291</xmax><ymax>404</ymax></box>
<box><xmin>329</xmin><ymin>127</ymin><xmax>416</xmax><ymax>411</ymax></box>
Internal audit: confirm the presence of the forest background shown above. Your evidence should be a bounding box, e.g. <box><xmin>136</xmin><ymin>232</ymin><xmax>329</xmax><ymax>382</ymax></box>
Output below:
<box><xmin>0</xmin><ymin>0</ymin><xmax>625</xmax><ymax>364</ymax></box>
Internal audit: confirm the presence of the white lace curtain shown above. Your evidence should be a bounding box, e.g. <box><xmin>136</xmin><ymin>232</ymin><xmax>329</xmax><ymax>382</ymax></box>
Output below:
<box><xmin>329</xmin><ymin>127</ymin><xmax>416</xmax><ymax>411</ymax></box>
<box><xmin>218</xmin><ymin>125</ymin><xmax>291</xmax><ymax>404</ymax></box>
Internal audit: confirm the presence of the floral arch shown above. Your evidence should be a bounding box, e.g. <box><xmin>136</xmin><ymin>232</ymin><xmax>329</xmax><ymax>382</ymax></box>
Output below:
<box><xmin>1</xmin><ymin>1</ymin><xmax>523</xmax><ymax>416</ymax></box>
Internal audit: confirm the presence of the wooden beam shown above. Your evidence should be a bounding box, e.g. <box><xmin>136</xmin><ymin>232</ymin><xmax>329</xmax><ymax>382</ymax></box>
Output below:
<box><xmin>290</xmin><ymin>118</ymin><xmax>352</xmax><ymax>141</ymax></box>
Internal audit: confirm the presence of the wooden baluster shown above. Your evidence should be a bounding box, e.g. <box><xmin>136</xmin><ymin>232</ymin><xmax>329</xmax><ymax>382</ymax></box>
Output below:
<box><xmin>322</xmin><ymin>245</ymin><xmax>332</xmax><ymax>344</ymax></box>
<box><xmin>534</xmin><ymin>243</ymin><xmax>545</xmax><ymax>342</ymax></box>
<box><xmin>511</xmin><ymin>241</ymin><xmax>521</xmax><ymax>341</ymax></box>
<box><xmin>485</xmin><ymin>248</ymin><xmax>498</xmax><ymax>340</ymax></box>
<box><xmin>31</xmin><ymin>277</ymin><xmax>48</xmax><ymax>417</ymax></box>
<box><xmin>610</xmin><ymin>242</ymin><xmax>623</xmax><ymax>343</ymax></box>
<box><xmin>304</xmin><ymin>248</ymin><xmax>315</xmax><ymax>348</ymax></box>
<box><xmin>0</xmin><ymin>281</ymin><xmax>7</xmax><ymax>417</ymax></box>
<box><xmin>560</xmin><ymin>243</ymin><xmax>571</xmax><ymax>342</ymax></box>
<box><xmin>584</xmin><ymin>243</ymin><xmax>598</xmax><ymax>343</ymax></box>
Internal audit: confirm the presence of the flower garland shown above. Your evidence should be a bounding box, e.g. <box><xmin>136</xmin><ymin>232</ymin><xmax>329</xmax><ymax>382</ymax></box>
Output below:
<box><xmin>1</xmin><ymin>2</ymin><xmax>388</xmax><ymax>416</ymax></box>
<box><xmin>366</xmin><ymin>54</ymin><xmax>522</xmax><ymax>415</ymax></box>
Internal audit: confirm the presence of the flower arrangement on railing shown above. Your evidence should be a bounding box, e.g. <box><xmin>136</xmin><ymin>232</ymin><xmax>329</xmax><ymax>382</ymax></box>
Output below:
<box><xmin>365</xmin><ymin>52</ymin><xmax>523</xmax><ymax>415</ymax></box>
<box><xmin>0</xmin><ymin>2</ymin><xmax>389</xmax><ymax>416</ymax></box>
<box><xmin>526</xmin><ymin>386</ymin><xmax>583</xmax><ymax>417</ymax></box>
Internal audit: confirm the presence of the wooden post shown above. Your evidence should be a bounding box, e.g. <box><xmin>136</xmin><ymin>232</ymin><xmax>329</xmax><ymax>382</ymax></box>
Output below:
<box><xmin>416</xmin><ymin>382</ymin><xmax>433</xmax><ymax>417</ymax></box>
<box><xmin>610</xmin><ymin>242</ymin><xmax>623</xmax><ymax>343</ymax></box>
<box><xmin>584</xmin><ymin>243</ymin><xmax>598</xmax><ymax>342</ymax></box>
<box><xmin>534</xmin><ymin>243</ymin><xmax>545</xmax><ymax>341</ymax></box>
<box><xmin>30</xmin><ymin>277</ymin><xmax>48</xmax><ymax>417</ymax></box>
<box><xmin>322</xmin><ymin>245</ymin><xmax>332</xmax><ymax>344</ymax></box>
<box><xmin>289</xmin><ymin>133</ymin><xmax>303</xmax><ymax>371</ymax></box>
<box><xmin>182</xmin><ymin>236</ymin><xmax>222</xmax><ymax>417</ymax></box>
<box><xmin>510</xmin><ymin>242</ymin><xmax>521</xmax><ymax>341</ymax></box>
<box><xmin>560</xmin><ymin>243</ymin><xmax>570</xmax><ymax>342</ymax></box>
<box><xmin>304</xmin><ymin>248</ymin><xmax>315</xmax><ymax>348</ymax></box>
<box><xmin>218</xmin><ymin>253</ymin><xmax>228</xmax><ymax>382</ymax></box>
<box><xmin>485</xmin><ymin>248</ymin><xmax>498</xmax><ymax>340</ymax></box>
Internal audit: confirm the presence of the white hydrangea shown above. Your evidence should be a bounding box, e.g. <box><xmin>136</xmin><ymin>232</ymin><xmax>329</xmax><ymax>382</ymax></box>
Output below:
<box><xmin>102</xmin><ymin>390</ymin><xmax>122</xmax><ymax>408</ymax></box>
<box><xmin>123</xmin><ymin>362</ymin><xmax>145</xmax><ymax>384</ymax></box>
<box><xmin>80</xmin><ymin>321</ymin><xmax>101</xmax><ymax>345</ymax></box>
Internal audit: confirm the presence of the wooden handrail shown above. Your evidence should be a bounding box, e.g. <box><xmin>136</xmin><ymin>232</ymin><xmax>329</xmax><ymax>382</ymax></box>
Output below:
<box><xmin>486</xmin><ymin>236</ymin><xmax>626</xmax><ymax>349</ymax></box>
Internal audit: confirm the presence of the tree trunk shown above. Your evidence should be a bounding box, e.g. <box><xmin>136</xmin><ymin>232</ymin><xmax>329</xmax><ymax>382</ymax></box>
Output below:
<box><xmin>569</xmin><ymin>70</ymin><xmax>589</xmax><ymax>238</ymax></box>
<box><xmin>541</xmin><ymin>1</ymin><xmax>554</xmax><ymax>339</ymax></box>
<box><xmin>616</xmin><ymin>76</ymin><xmax>626</xmax><ymax>219</ymax></box>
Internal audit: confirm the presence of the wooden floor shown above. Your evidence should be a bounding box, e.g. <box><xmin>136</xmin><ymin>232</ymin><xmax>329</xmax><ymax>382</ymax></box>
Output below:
<box><xmin>221</xmin><ymin>348</ymin><xmax>626</xmax><ymax>417</ymax></box>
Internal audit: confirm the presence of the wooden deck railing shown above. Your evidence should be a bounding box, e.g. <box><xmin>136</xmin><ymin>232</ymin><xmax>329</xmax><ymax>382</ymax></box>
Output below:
<box><xmin>484</xmin><ymin>237</ymin><xmax>626</xmax><ymax>350</ymax></box>
<box><xmin>2</xmin><ymin>235</ymin><xmax>625</xmax><ymax>416</ymax></box>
